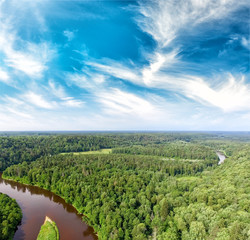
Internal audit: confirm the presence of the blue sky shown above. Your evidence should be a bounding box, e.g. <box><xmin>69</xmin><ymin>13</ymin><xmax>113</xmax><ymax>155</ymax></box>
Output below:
<box><xmin>0</xmin><ymin>0</ymin><xmax>249</xmax><ymax>131</ymax></box>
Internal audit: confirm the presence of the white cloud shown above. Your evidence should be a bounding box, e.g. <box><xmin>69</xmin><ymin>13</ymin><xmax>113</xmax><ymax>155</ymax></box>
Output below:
<box><xmin>96</xmin><ymin>88</ymin><xmax>157</xmax><ymax>117</ymax></box>
<box><xmin>1</xmin><ymin>35</ymin><xmax>54</xmax><ymax>77</ymax></box>
<box><xmin>83</xmin><ymin>52</ymin><xmax>250</xmax><ymax>113</ymax></box>
<box><xmin>24</xmin><ymin>92</ymin><xmax>56</xmax><ymax>109</ymax></box>
<box><xmin>63</xmin><ymin>30</ymin><xmax>75</xmax><ymax>41</ymax></box>
<box><xmin>5</xmin><ymin>53</ymin><xmax>46</xmax><ymax>77</ymax></box>
<box><xmin>136</xmin><ymin>0</ymin><xmax>248</xmax><ymax>47</ymax></box>
<box><xmin>67</xmin><ymin>73</ymin><xmax>90</xmax><ymax>89</ymax></box>
<box><xmin>48</xmin><ymin>79</ymin><xmax>84</xmax><ymax>108</ymax></box>
<box><xmin>145</xmin><ymin>73</ymin><xmax>250</xmax><ymax>112</ymax></box>
<box><xmin>0</xmin><ymin>95</ymin><xmax>33</xmax><ymax>121</ymax></box>
<box><xmin>4</xmin><ymin>96</ymin><xmax>24</xmax><ymax>106</ymax></box>
<box><xmin>48</xmin><ymin>80</ymin><xmax>67</xmax><ymax>99</ymax></box>
<box><xmin>135</xmin><ymin>0</ymin><xmax>250</xmax><ymax>113</ymax></box>
<box><xmin>91</xmin><ymin>74</ymin><xmax>106</xmax><ymax>84</ymax></box>
<box><xmin>66</xmin><ymin>70</ymin><xmax>109</xmax><ymax>90</ymax></box>
<box><xmin>181</xmin><ymin>75</ymin><xmax>250</xmax><ymax>112</ymax></box>
<box><xmin>0</xmin><ymin>68</ymin><xmax>10</xmax><ymax>83</ymax></box>
<box><xmin>61</xmin><ymin>97</ymin><xmax>84</xmax><ymax>108</ymax></box>
<box><xmin>7</xmin><ymin>107</ymin><xmax>33</xmax><ymax>119</ymax></box>
<box><xmin>0</xmin><ymin>1</ymin><xmax>55</xmax><ymax>78</ymax></box>
<box><xmin>66</xmin><ymin>70</ymin><xmax>164</xmax><ymax>118</ymax></box>
<box><xmin>241</xmin><ymin>37</ymin><xmax>250</xmax><ymax>50</ymax></box>
<box><xmin>87</xmin><ymin>60</ymin><xmax>140</xmax><ymax>84</ymax></box>
<box><xmin>78</xmin><ymin>0</ymin><xmax>250</xmax><ymax>115</ymax></box>
<box><xmin>142</xmin><ymin>50</ymin><xmax>179</xmax><ymax>85</ymax></box>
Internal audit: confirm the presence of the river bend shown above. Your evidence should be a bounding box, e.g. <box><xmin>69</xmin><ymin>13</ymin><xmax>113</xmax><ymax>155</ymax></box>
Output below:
<box><xmin>0</xmin><ymin>173</ymin><xmax>97</xmax><ymax>240</ymax></box>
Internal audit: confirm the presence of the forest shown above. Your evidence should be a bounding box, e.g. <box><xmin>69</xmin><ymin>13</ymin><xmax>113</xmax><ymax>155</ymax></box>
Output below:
<box><xmin>0</xmin><ymin>132</ymin><xmax>249</xmax><ymax>239</ymax></box>
<box><xmin>0</xmin><ymin>193</ymin><xmax>22</xmax><ymax>240</ymax></box>
<box><xmin>0</xmin><ymin>132</ymin><xmax>227</xmax><ymax>171</ymax></box>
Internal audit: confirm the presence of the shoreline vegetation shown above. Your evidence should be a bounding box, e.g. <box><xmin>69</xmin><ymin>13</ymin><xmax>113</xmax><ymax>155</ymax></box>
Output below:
<box><xmin>1</xmin><ymin>173</ymin><xmax>98</xmax><ymax>238</ymax></box>
<box><xmin>0</xmin><ymin>193</ymin><xmax>22</xmax><ymax>240</ymax></box>
<box><xmin>37</xmin><ymin>216</ymin><xmax>59</xmax><ymax>240</ymax></box>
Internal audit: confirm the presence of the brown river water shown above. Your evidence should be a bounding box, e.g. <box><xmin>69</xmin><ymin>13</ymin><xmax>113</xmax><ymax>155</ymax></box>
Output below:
<box><xmin>0</xmin><ymin>173</ymin><xmax>98</xmax><ymax>240</ymax></box>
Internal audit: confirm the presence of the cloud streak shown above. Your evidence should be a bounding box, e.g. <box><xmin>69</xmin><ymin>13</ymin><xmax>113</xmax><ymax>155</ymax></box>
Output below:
<box><xmin>0</xmin><ymin>68</ymin><xmax>10</xmax><ymax>84</ymax></box>
<box><xmin>136</xmin><ymin>0</ymin><xmax>249</xmax><ymax>47</ymax></box>
<box><xmin>0</xmin><ymin>1</ymin><xmax>55</xmax><ymax>78</ymax></box>
<box><xmin>81</xmin><ymin>0</ymin><xmax>250</xmax><ymax>114</ymax></box>
<box><xmin>23</xmin><ymin>92</ymin><xmax>56</xmax><ymax>109</ymax></box>
<box><xmin>0</xmin><ymin>28</ymin><xmax>54</xmax><ymax>78</ymax></box>
<box><xmin>97</xmin><ymin>88</ymin><xmax>155</xmax><ymax>117</ymax></box>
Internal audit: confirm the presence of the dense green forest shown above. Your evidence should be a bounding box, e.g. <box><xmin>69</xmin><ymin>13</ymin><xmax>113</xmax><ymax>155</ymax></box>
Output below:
<box><xmin>0</xmin><ymin>133</ymin><xmax>222</xmax><ymax>171</ymax></box>
<box><xmin>0</xmin><ymin>193</ymin><xmax>22</xmax><ymax>240</ymax></box>
<box><xmin>112</xmin><ymin>142</ymin><xmax>218</xmax><ymax>160</ymax></box>
<box><xmin>0</xmin><ymin>135</ymin><xmax>114</xmax><ymax>171</ymax></box>
<box><xmin>2</xmin><ymin>133</ymin><xmax>249</xmax><ymax>240</ymax></box>
<box><xmin>1</xmin><ymin>133</ymin><xmax>250</xmax><ymax>239</ymax></box>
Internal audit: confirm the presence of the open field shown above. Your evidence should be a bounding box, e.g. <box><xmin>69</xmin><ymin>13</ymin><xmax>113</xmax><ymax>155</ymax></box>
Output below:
<box><xmin>61</xmin><ymin>148</ymin><xmax>112</xmax><ymax>155</ymax></box>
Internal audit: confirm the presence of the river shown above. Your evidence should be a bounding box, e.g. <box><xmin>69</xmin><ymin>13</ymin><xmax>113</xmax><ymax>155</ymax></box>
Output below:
<box><xmin>0</xmin><ymin>173</ymin><xmax>97</xmax><ymax>240</ymax></box>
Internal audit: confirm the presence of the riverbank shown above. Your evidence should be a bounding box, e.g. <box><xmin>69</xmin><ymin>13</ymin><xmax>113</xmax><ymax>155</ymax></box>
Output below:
<box><xmin>37</xmin><ymin>216</ymin><xmax>59</xmax><ymax>240</ymax></box>
<box><xmin>1</xmin><ymin>173</ymin><xmax>99</xmax><ymax>239</ymax></box>
<box><xmin>0</xmin><ymin>173</ymin><xmax>97</xmax><ymax>240</ymax></box>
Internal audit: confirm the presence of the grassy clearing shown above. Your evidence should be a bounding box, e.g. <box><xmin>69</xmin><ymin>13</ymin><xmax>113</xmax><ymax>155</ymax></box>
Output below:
<box><xmin>177</xmin><ymin>176</ymin><xmax>200</xmax><ymax>182</ymax></box>
<box><xmin>61</xmin><ymin>148</ymin><xmax>112</xmax><ymax>155</ymax></box>
<box><xmin>161</xmin><ymin>157</ymin><xmax>203</xmax><ymax>162</ymax></box>
<box><xmin>37</xmin><ymin>216</ymin><xmax>59</xmax><ymax>240</ymax></box>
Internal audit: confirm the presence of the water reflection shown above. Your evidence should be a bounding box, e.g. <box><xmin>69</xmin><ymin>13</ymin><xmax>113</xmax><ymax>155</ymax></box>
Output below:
<box><xmin>0</xmin><ymin>173</ymin><xmax>97</xmax><ymax>240</ymax></box>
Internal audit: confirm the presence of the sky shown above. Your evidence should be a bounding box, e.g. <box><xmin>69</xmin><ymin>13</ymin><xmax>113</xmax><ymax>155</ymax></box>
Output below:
<box><xmin>0</xmin><ymin>0</ymin><xmax>249</xmax><ymax>131</ymax></box>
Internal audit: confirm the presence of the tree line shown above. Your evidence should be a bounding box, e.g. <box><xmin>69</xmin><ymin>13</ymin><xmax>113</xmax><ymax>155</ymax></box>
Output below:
<box><xmin>112</xmin><ymin>141</ymin><xmax>218</xmax><ymax>160</ymax></box>
<box><xmin>0</xmin><ymin>133</ymin><xmax>220</xmax><ymax>171</ymax></box>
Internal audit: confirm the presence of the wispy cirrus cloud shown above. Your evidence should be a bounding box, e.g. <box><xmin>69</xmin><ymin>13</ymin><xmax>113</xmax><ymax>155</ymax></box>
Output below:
<box><xmin>0</xmin><ymin>1</ymin><xmax>55</xmax><ymax>79</ymax></box>
<box><xmin>86</xmin><ymin>55</ymin><xmax>250</xmax><ymax>112</ymax></box>
<box><xmin>63</xmin><ymin>30</ymin><xmax>75</xmax><ymax>42</ymax></box>
<box><xmin>1</xmin><ymin>95</ymin><xmax>34</xmax><ymax>122</ymax></box>
<box><xmin>97</xmin><ymin>88</ymin><xmax>155</xmax><ymax>117</ymax></box>
<box><xmin>6</xmin><ymin>107</ymin><xmax>33</xmax><ymax>119</ymax></box>
<box><xmin>0</xmin><ymin>68</ymin><xmax>10</xmax><ymax>84</ymax></box>
<box><xmin>5</xmin><ymin>43</ymin><xmax>54</xmax><ymax>78</ymax></box>
<box><xmin>61</xmin><ymin>97</ymin><xmax>84</xmax><ymax>108</ymax></box>
<box><xmin>241</xmin><ymin>37</ymin><xmax>250</xmax><ymax>50</ymax></box>
<box><xmin>0</xmin><ymin>28</ymin><xmax>54</xmax><ymax>78</ymax></box>
<box><xmin>66</xmin><ymin>71</ymin><xmax>160</xmax><ymax>117</ymax></box>
<box><xmin>178</xmin><ymin>75</ymin><xmax>250</xmax><ymax>112</ymax></box>
<box><xmin>48</xmin><ymin>80</ymin><xmax>84</xmax><ymax>108</ymax></box>
<box><xmin>23</xmin><ymin>92</ymin><xmax>57</xmax><ymax>109</ymax></box>
<box><xmin>136</xmin><ymin>0</ymin><xmax>249</xmax><ymax>47</ymax></box>
<box><xmin>142</xmin><ymin>50</ymin><xmax>179</xmax><ymax>85</ymax></box>
<box><xmin>86</xmin><ymin>60</ymin><xmax>140</xmax><ymax>84</ymax></box>
<box><xmin>48</xmin><ymin>80</ymin><xmax>67</xmax><ymax>99</ymax></box>
<box><xmin>79</xmin><ymin>0</ymin><xmax>249</xmax><ymax>115</ymax></box>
